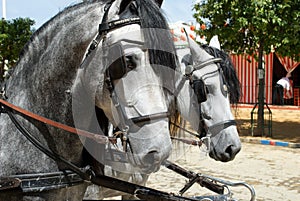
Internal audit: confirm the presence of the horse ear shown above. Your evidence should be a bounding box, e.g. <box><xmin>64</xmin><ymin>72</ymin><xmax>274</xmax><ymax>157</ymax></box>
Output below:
<box><xmin>209</xmin><ymin>35</ymin><xmax>221</xmax><ymax>50</ymax></box>
<box><xmin>154</xmin><ymin>0</ymin><xmax>163</xmax><ymax>7</ymax></box>
<box><xmin>119</xmin><ymin>0</ymin><xmax>133</xmax><ymax>14</ymax></box>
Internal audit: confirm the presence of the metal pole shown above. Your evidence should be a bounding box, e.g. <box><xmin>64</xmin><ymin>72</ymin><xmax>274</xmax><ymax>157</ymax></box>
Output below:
<box><xmin>2</xmin><ymin>0</ymin><xmax>6</xmax><ymax>19</ymax></box>
<box><xmin>257</xmin><ymin>39</ymin><xmax>265</xmax><ymax>136</ymax></box>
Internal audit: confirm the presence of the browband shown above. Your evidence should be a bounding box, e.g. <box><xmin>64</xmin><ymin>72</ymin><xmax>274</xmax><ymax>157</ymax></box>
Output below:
<box><xmin>99</xmin><ymin>17</ymin><xmax>141</xmax><ymax>34</ymax></box>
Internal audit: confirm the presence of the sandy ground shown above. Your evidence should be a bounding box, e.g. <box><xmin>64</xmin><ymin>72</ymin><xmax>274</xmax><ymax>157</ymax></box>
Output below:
<box><xmin>102</xmin><ymin>143</ymin><xmax>299</xmax><ymax>201</ymax></box>
<box><xmin>146</xmin><ymin>105</ymin><xmax>300</xmax><ymax>201</ymax></box>
<box><xmin>232</xmin><ymin>105</ymin><xmax>300</xmax><ymax>143</ymax></box>
<box><xmin>147</xmin><ymin>143</ymin><xmax>300</xmax><ymax>201</ymax></box>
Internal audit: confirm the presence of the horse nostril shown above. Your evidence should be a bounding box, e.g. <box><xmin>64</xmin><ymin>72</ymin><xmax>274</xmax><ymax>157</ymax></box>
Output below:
<box><xmin>225</xmin><ymin>145</ymin><xmax>241</xmax><ymax>158</ymax></box>
<box><xmin>142</xmin><ymin>151</ymin><xmax>159</xmax><ymax>165</ymax></box>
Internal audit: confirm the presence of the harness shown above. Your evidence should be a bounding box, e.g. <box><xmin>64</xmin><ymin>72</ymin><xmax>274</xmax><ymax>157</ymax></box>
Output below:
<box><xmin>0</xmin><ymin>1</ymin><xmax>181</xmax><ymax>194</ymax></box>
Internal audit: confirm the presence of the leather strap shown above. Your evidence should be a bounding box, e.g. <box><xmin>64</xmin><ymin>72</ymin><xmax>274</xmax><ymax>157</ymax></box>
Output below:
<box><xmin>0</xmin><ymin>99</ymin><xmax>116</xmax><ymax>144</ymax></box>
<box><xmin>171</xmin><ymin>137</ymin><xmax>202</xmax><ymax>146</ymax></box>
<box><xmin>193</xmin><ymin>58</ymin><xmax>222</xmax><ymax>72</ymax></box>
<box><xmin>131</xmin><ymin>112</ymin><xmax>169</xmax><ymax>124</ymax></box>
<box><xmin>0</xmin><ymin>178</ymin><xmax>21</xmax><ymax>191</ymax></box>
<box><xmin>208</xmin><ymin>120</ymin><xmax>237</xmax><ymax>137</ymax></box>
<box><xmin>2</xmin><ymin>171</ymin><xmax>83</xmax><ymax>193</ymax></box>
<box><xmin>99</xmin><ymin>17</ymin><xmax>140</xmax><ymax>34</ymax></box>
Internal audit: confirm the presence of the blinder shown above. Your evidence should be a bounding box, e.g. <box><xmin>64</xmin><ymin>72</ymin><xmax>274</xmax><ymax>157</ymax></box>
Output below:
<box><xmin>192</xmin><ymin>79</ymin><xmax>208</xmax><ymax>103</ymax></box>
<box><xmin>107</xmin><ymin>42</ymin><xmax>127</xmax><ymax>80</ymax></box>
<box><xmin>188</xmin><ymin>63</ymin><xmax>229</xmax><ymax>104</ymax></box>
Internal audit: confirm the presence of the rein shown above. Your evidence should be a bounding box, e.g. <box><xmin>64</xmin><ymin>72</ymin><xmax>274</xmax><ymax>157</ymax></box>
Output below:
<box><xmin>0</xmin><ymin>96</ymin><xmax>204</xmax><ymax>146</ymax></box>
<box><xmin>0</xmin><ymin>99</ymin><xmax>116</xmax><ymax>144</ymax></box>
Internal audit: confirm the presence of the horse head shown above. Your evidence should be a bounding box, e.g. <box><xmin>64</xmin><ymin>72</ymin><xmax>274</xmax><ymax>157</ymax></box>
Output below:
<box><xmin>72</xmin><ymin>0</ymin><xmax>176</xmax><ymax>174</ymax></box>
<box><xmin>178</xmin><ymin>38</ymin><xmax>241</xmax><ymax>162</ymax></box>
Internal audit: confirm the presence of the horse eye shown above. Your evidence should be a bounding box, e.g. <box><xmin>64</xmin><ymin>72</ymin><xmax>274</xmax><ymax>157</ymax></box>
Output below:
<box><xmin>125</xmin><ymin>56</ymin><xmax>137</xmax><ymax>70</ymax></box>
<box><xmin>205</xmin><ymin>86</ymin><xmax>210</xmax><ymax>94</ymax></box>
<box><xmin>206</xmin><ymin>85</ymin><xmax>214</xmax><ymax>94</ymax></box>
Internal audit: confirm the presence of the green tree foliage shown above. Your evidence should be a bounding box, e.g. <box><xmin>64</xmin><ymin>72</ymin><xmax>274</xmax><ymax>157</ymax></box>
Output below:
<box><xmin>193</xmin><ymin>0</ymin><xmax>300</xmax><ymax>61</ymax></box>
<box><xmin>194</xmin><ymin>0</ymin><xmax>299</xmax><ymax>135</ymax></box>
<box><xmin>0</xmin><ymin>18</ymin><xmax>35</xmax><ymax>82</ymax></box>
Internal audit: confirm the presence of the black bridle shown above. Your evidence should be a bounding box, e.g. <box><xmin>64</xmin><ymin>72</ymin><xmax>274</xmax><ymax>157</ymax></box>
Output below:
<box><xmin>87</xmin><ymin>2</ymin><xmax>237</xmax><ymax>153</ymax></box>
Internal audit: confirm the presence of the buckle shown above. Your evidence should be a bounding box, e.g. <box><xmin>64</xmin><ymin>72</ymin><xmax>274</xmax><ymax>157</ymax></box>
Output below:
<box><xmin>0</xmin><ymin>178</ymin><xmax>21</xmax><ymax>191</ymax></box>
<box><xmin>200</xmin><ymin>135</ymin><xmax>211</xmax><ymax>154</ymax></box>
<box><xmin>99</xmin><ymin>22</ymin><xmax>110</xmax><ymax>34</ymax></box>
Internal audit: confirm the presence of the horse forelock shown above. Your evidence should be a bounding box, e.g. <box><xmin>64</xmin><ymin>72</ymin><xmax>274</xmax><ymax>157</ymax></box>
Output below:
<box><xmin>201</xmin><ymin>45</ymin><xmax>241</xmax><ymax>104</ymax></box>
<box><xmin>122</xmin><ymin>0</ymin><xmax>178</xmax><ymax>120</ymax></box>
<box><xmin>137</xmin><ymin>0</ymin><xmax>178</xmax><ymax>71</ymax></box>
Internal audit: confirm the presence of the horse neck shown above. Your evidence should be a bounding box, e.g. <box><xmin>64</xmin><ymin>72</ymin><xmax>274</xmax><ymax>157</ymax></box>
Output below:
<box><xmin>3</xmin><ymin>1</ymin><xmax>107</xmax><ymax>164</ymax></box>
<box><xmin>7</xmin><ymin>1</ymin><xmax>105</xmax><ymax>119</ymax></box>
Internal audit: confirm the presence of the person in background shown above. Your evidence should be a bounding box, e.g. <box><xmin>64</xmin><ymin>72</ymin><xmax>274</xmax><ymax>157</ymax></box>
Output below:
<box><xmin>273</xmin><ymin>72</ymin><xmax>291</xmax><ymax>105</ymax></box>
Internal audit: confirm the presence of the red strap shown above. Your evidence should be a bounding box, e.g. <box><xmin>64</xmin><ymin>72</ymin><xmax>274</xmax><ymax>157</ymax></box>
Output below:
<box><xmin>0</xmin><ymin>99</ymin><xmax>116</xmax><ymax>144</ymax></box>
<box><xmin>171</xmin><ymin>137</ymin><xmax>202</xmax><ymax>146</ymax></box>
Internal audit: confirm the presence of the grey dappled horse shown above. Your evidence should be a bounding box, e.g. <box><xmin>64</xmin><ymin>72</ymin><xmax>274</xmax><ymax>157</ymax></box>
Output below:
<box><xmin>0</xmin><ymin>0</ymin><xmax>178</xmax><ymax>200</ymax></box>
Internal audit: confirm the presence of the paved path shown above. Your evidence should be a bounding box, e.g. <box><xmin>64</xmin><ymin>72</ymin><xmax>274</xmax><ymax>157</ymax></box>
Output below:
<box><xmin>147</xmin><ymin>143</ymin><xmax>300</xmax><ymax>201</ymax></box>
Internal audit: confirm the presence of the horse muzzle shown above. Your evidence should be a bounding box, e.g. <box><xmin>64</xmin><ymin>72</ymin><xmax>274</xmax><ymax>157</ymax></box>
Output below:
<box><xmin>126</xmin><ymin>119</ymin><xmax>172</xmax><ymax>173</ymax></box>
<box><xmin>209</xmin><ymin>126</ymin><xmax>241</xmax><ymax>162</ymax></box>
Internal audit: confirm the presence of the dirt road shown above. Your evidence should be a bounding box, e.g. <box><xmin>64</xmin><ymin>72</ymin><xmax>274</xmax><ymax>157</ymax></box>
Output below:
<box><xmin>147</xmin><ymin>143</ymin><xmax>300</xmax><ymax>201</ymax></box>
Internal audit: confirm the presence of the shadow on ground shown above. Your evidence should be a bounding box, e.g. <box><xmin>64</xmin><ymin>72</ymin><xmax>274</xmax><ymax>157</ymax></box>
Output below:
<box><xmin>236</xmin><ymin>118</ymin><xmax>300</xmax><ymax>143</ymax></box>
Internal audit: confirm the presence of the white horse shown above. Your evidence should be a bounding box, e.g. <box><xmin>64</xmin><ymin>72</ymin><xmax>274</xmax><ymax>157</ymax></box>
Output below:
<box><xmin>176</xmin><ymin>36</ymin><xmax>242</xmax><ymax>162</ymax></box>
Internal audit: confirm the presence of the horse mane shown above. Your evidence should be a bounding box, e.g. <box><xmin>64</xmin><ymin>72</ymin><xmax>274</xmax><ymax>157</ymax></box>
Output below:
<box><xmin>201</xmin><ymin>45</ymin><xmax>241</xmax><ymax>104</ymax></box>
<box><xmin>18</xmin><ymin>0</ymin><xmax>109</xmax><ymax>61</ymax></box>
<box><xmin>19</xmin><ymin>2</ymin><xmax>81</xmax><ymax>60</ymax></box>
